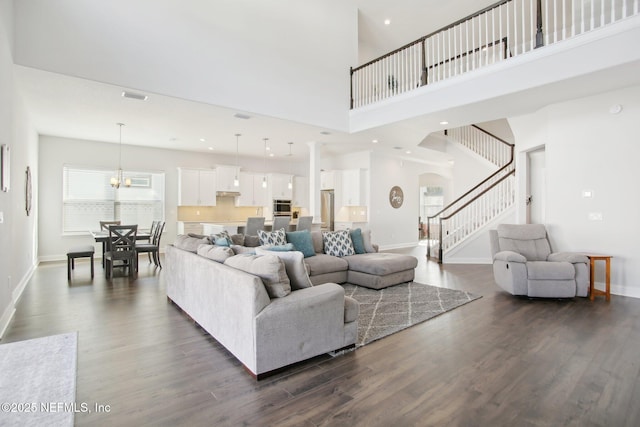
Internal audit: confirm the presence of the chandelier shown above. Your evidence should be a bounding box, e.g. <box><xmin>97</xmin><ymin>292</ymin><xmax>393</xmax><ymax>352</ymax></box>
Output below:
<box><xmin>110</xmin><ymin>123</ymin><xmax>131</xmax><ymax>188</ymax></box>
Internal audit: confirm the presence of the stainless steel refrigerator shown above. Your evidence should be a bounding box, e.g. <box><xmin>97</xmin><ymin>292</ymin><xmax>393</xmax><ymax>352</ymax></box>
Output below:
<box><xmin>320</xmin><ymin>190</ymin><xmax>334</xmax><ymax>231</ymax></box>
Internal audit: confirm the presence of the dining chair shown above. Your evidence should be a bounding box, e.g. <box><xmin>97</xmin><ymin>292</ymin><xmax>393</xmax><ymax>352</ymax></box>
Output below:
<box><xmin>99</xmin><ymin>220</ymin><xmax>121</xmax><ymax>231</ymax></box>
<box><xmin>245</xmin><ymin>217</ymin><xmax>265</xmax><ymax>236</ymax></box>
<box><xmin>136</xmin><ymin>221</ymin><xmax>165</xmax><ymax>269</ymax></box>
<box><xmin>144</xmin><ymin>220</ymin><xmax>159</xmax><ymax>262</ymax></box>
<box><xmin>104</xmin><ymin>224</ymin><xmax>138</xmax><ymax>279</ymax></box>
<box><xmin>296</xmin><ymin>216</ymin><xmax>313</xmax><ymax>231</ymax></box>
<box><xmin>272</xmin><ymin>216</ymin><xmax>291</xmax><ymax>232</ymax></box>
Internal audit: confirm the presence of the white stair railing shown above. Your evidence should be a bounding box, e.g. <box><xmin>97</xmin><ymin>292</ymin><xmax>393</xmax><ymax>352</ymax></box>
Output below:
<box><xmin>427</xmin><ymin>125</ymin><xmax>515</xmax><ymax>262</ymax></box>
<box><xmin>351</xmin><ymin>0</ymin><xmax>640</xmax><ymax>109</ymax></box>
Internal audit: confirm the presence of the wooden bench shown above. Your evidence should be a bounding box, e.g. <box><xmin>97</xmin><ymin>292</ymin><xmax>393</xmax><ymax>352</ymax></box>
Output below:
<box><xmin>67</xmin><ymin>245</ymin><xmax>95</xmax><ymax>281</ymax></box>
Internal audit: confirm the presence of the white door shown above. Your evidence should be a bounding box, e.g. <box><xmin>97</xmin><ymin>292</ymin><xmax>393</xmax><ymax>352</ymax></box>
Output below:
<box><xmin>526</xmin><ymin>148</ymin><xmax>546</xmax><ymax>224</ymax></box>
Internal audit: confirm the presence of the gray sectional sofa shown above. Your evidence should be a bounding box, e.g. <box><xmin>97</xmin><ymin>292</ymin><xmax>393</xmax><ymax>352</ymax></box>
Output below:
<box><xmin>165</xmin><ymin>229</ymin><xmax>418</xmax><ymax>378</ymax></box>
<box><xmin>303</xmin><ymin>230</ymin><xmax>418</xmax><ymax>289</ymax></box>
<box><xmin>165</xmin><ymin>243</ymin><xmax>358</xmax><ymax>379</ymax></box>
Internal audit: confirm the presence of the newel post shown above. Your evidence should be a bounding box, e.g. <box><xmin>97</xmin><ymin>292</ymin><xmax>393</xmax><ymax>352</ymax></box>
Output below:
<box><xmin>535</xmin><ymin>0</ymin><xmax>544</xmax><ymax>48</ymax></box>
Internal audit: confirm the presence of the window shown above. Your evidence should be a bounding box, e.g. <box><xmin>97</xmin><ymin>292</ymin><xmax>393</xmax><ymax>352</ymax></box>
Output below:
<box><xmin>63</xmin><ymin>166</ymin><xmax>165</xmax><ymax>233</ymax></box>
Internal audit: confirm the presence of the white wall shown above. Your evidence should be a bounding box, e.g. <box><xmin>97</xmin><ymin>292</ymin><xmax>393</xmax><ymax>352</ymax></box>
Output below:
<box><xmin>368</xmin><ymin>153</ymin><xmax>431</xmax><ymax>249</ymax></box>
<box><xmin>0</xmin><ymin>0</ymin><xmax>39</xmax><ymax>338</ymax></box>
<box><xmin>509</xmin><ymin>85</ymin><xmax>640</xmax><ymax>298</ymax></box>
<box><xmin>38</xmin><ymin>135</ymin><xmax>310</xmax><ymax>261</ymax></box>
<box><xmin>13</xmin><ymin>0</ymin><xmax>358</xmax><ymax>131</ymax></box>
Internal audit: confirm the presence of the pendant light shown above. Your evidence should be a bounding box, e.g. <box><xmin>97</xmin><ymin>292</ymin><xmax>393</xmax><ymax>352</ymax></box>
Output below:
<box><xmin>287</xmin><ymin>142</ymin><xmax>293</xmax><ymax>190</ymax></box>
<box><xmin>234</xmin><ymin>133</ymin><xmax>241</xmax><ymax>187</ymax></box>
<box><xmin>110</xmin><ymin>123</ymin><xmax>131</xmax><ymax>188</ymax></box>
<box><xmin>262</xmin><ymin>138</ymin><xmax>268</xmax><ymax>188</ymax></box>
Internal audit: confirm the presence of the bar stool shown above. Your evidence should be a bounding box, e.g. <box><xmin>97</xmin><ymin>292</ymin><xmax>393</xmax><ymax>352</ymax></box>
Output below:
<box><xmin>67</xmin><ymin>245</ymin><xmax>95</xmax><ymax>281</ymax></box>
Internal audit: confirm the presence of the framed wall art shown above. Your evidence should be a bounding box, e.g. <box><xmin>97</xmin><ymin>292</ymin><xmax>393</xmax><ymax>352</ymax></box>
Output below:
<box><xmin>1</xmin><ymin>144</ymin><xmax>9</xmax><ymax>192</ymax></box>
<box><xmin>25</xmin><ymin>166</ymin><xmax>32</xmax><ymax>216</ymax></box>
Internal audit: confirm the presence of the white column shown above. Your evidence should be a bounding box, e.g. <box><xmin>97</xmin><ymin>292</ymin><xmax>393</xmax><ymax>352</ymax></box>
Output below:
<box><xmin>306</xmin><ymin>141</ymin><xmax>321</xmax><ymax>223</ymax></box>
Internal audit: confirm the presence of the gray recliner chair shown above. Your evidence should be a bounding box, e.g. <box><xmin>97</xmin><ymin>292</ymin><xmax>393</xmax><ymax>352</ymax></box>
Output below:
<box><xmin>489</xmin><ymin>224</ymin><xmax>589</xmax><ymax>298</ymax></box>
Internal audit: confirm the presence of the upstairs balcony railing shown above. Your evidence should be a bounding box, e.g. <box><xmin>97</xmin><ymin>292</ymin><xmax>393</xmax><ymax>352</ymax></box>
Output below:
<box><xmin>350</xmin><ymin>0</ymin><xmax>639</xmax><ymax>109</ymax></box>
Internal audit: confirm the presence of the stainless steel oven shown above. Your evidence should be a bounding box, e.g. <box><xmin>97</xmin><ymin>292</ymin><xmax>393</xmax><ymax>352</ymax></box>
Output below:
<box><xmin>273</xmin><ymin>199</ymin><xmax>292</xmax><ymax>216</ymax></box>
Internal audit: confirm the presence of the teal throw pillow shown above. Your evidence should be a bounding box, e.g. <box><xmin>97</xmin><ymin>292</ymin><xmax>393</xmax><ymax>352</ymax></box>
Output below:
<box><xmin>285</xmin><ymin>230</ymin><xmax>316</xmax><ymax>258</ymax></box>
<box><xmin>349</xmin><ymin>228</ymin><xmax>366</xmax><ymax>254</ymax></box>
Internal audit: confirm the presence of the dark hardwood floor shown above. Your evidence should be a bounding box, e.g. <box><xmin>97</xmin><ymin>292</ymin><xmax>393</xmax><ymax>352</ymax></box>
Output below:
<box><xmin>3</xmin><ymin>245</ymin><xmax>639</xmax><ymax>426</ymax></box>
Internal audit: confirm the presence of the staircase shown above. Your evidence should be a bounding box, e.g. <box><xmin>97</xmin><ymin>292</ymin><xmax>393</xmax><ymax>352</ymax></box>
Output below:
<box><xmin>427</xmin><ymin>125</ymin><xmax>515</xmax><ymax>263</ymax></box>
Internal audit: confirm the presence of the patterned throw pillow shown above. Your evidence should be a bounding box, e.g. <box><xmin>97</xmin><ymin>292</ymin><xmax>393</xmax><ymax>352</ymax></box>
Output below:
<box><xmin>210</xmin><ymin>230</ymin><xmax>232</xmax><ymax>246</ymax></box>
<box><xmin>322</xmin><ymin>230</ymin><xmax>355</xmax><ymax>257</ymax></box>
<box><xmin>257</xmin><ymin>228</ymin><xmax>287</xmax><ymax>246</ymax></box>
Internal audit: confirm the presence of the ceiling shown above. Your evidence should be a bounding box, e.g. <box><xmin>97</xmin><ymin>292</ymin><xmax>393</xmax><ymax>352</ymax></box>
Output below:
<box><xmin>13</xmin><ymin>1</ymin><xmax>639</xmax><ymax>166</ymax></box>
<box><xmin>14</xmin><ymin>0</ymin><xmax>490</xmax><ymax>164</ymax></box>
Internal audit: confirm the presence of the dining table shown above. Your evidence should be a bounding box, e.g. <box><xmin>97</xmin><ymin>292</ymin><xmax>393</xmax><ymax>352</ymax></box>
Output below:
<box><xmin>90</xmin><ymin>229</ymin><xmax>152</xmax><ymax>268</ymax></box>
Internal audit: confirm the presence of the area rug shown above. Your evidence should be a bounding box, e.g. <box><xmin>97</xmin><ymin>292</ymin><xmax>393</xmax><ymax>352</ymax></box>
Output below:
<box><xmin>343</xmin><ymin>283</ymin><xmax>481</xmax><ymax>347</ymax></box>
<box><xmin>0</xmin><ymin>332</ymin><xmax>78</xmax><ymax>427</ymax></box>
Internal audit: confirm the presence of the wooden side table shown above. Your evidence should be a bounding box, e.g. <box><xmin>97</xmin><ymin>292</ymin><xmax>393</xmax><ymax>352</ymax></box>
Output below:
<box><xmin>584</xmin><ymin>254</ymin><xmax>612</xmax><ymax>301</ymax></box>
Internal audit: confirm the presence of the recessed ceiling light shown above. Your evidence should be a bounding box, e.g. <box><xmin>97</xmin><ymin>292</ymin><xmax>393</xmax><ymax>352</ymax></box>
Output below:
<box><xmin>405</xmin><ymin>150</ymin><xmax>412</xmax><ymax>154</ymax></box>
<box><xmin>372</xmin><ymin>139</ymin><xmax>378</xmax><ymax>144</ymax></box>
<box><xmin>208</xmin><ymin>147</ymin><xmax>214</xmax><ymax>151</ymax></box>
<box><xmin>269</xmin><ymin>153</ymin><xmax>274</xmax><ymax>157</ymax></box>
<box><xmin>384</xmin><ymin>19</ymin><xmax>391</xmax><ymax>25</ymax></box>
<box><xmin>199</xmin><ymin>138</ymin><xmax>206</xmax><ymax>142</ymax></box>
<box><xmin>234</xmin><ymin>113</ymin><xmax>251</xmax><ymax>120</ymax></box>
<box><xmin>121</xmin><ymin>91</ymin><xmax>148</xmax><ymax>101</ymax></box>
<box><xmin>440</xmin><ymin>121</ymin><xmax>449</xmax><ymax>125</ymax></box>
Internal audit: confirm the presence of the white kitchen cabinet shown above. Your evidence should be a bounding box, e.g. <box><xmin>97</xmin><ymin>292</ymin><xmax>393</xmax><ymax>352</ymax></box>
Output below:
<box><xmin>334</xmin><ymin>221</ymin><xmax>369</xmax><ymax>231</ymax></box>
<box><xmin>178</xmin><ymin>168</ymin><xmax>216</xmax><ymax>206</ymax></box>
<box><xmin>236</xmin><ymin>172</ymin><xmax>268</xmax><ymax>207</ymax></box>
<box><xmin>177</xmin><ymin>221</ymin><xmax>204</xmax><ymax>235</ymax></box>
<box><xmin>216</xmin><ymin>165</ymin><xmax>240</xmax><ymax>192</ymax></box>
<box><xmin>341</xmin><ymin>169</ymin><xmax>366</xmax><ymax>206</ymax></box>
<box><xmin>292</xmin><ymin>176</ymin><xmax>308</xmax><ymax>208</ymax></box>
<box><xmin>268</xmin><ymin>173</ymin><xmax>293</xmax><ymax>200</ymax></box>
<box><xmin>320</xmin><ymin>170</ymin><xmax>338</xmax><ymax>190</ymax></box>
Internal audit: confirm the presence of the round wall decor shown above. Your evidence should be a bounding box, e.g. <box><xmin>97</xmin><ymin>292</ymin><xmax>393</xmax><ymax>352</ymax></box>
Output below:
<box><xmin>389</xmin><ymin>186</ymin><xmax>404</xmax><ymax>208</ymax></box>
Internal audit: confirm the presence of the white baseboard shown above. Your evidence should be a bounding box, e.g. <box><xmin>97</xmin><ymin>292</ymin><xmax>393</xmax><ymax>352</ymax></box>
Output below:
<box><xmin>609</xmin><ymin>284</ymin><xmax>640</xmax><ymax>299</ymax></box>
<box><xmin>378</xmin><ymin>241</ymin><xmax>419</xmax><ymax>251</ymax></box>
<box><xmin>0</xmin><ymin>262</ymin><xmax>37</xmax><ymax>340</ymax></box>
<box><xmin>444</xmin><ymin>257</ymin><xmax>492</xmax><ymax>264</ymax></box>
<box><xmin>0</xmin><ymin>305</ymin><xmax>16</xmax><ymax>340</ymax></box>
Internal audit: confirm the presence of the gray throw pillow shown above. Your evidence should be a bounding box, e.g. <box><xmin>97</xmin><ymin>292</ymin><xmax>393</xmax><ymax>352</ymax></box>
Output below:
<box><xmin>255</xmin><ymin>247</ymin><xmax>313</xmax><ymax>290</ymax></box>
<box><xmin>173</xmin><ymin>235</ymin><xmax>211</xmax><ymax>253</ymax></box>
<box><xmin>361</xmin><ymin>229</ymin><xmax>377</xmax><ymax>253</ymax></box>
<box><xmin>197</xmin><ymin>245</ymin><xmax>235</xmax><ymax>263</ymax></box>
<box><xmin>224</xmin><ymin>254</ymin><xmax>291</xmax><ymax>298</ymax></box>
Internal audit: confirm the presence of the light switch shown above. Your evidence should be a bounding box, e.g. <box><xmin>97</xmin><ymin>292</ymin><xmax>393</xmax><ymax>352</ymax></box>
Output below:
<box><xmin>588</xmin><ymin>212</ymin><xmax>603</xmax><ymax>221</ymax></box>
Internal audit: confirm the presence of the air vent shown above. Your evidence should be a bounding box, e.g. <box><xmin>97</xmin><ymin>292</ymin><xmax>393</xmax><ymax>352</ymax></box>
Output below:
<box><xmin>234</xmin><ymin>113</ymin><xmax>251</xmax><ymax>120</ymax></box>
<box><xmin>121</xmin><ymin>91</ymin><xmax>148</xmax><ymax>101</ymax></box>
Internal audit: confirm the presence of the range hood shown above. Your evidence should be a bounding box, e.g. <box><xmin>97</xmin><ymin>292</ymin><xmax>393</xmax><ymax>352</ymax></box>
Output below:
<box><xmin>216</xmin><ymin>191</ymin><xmax>241</xmax><ymax>197</ymax></box>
